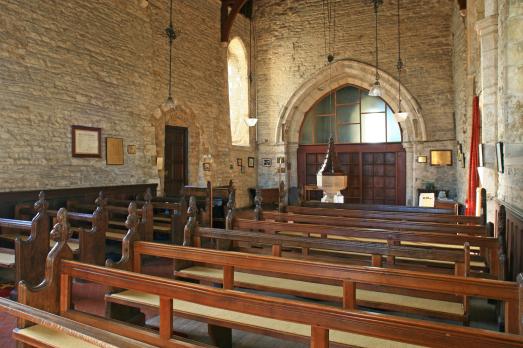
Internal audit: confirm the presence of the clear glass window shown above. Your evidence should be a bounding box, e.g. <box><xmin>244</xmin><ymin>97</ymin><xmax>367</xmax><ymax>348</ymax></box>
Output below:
<box><xmin>299</xmin><ymin>85</ymin><xmax>402</xmax><ymax>145</ymax></box>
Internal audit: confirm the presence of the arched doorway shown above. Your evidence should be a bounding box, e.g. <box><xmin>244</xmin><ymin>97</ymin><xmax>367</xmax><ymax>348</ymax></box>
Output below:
<box><xmin>298</xmin><ymin>84</ymin><xmax>406</xmax><ymax>204</ymax></box>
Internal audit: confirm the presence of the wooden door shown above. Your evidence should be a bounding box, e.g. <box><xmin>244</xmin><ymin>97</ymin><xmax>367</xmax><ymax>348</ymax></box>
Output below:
<box><xmin>164</xmin><ymin>126</ymin><xmax>188</xmax><ymax>196</ymax></box>
<box><xmin>298</xmin><ymin>143</ymin><xmax>406</xmax><ymax>205</ymax></box>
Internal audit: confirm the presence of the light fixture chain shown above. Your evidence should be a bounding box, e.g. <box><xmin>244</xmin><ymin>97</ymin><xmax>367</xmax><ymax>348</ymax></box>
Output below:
<box><xmin>165</xmin><ymin>0</ymin><xmax>177</xmax><ymax>99</ymax></box>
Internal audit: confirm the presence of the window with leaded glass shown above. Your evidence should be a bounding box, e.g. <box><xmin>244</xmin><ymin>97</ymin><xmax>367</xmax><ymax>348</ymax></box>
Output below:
<box><xmin>299</xmin><ymin>85</ymin><xmax>402</xmax><ymax>145</ymax></box>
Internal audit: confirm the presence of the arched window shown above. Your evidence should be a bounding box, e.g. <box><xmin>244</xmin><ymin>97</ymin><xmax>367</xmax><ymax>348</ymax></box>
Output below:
<box><xmin>227</xmin><ymin>37</ymin><xmax>249</xmax><ymax>146</ymax></box>
<box><xmin>299</xmin><ymin>85</ymin><xmax>402</xmax><ymax>145</ymax></box>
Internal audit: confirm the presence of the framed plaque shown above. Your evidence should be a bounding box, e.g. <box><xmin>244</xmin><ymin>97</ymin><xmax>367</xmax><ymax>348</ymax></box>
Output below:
<box><xmin>430</xmin><ymin>150</ymin><xmax>452</xmax><ymax>166</ymax></box>
<box><xmin>72</xmin><ymin>126</ymin><xmax>101</xmax><ymax>158</ymax></box>
<box><xmin>106</xmin><ymin>137</ymin><xmax>124</xmax><ymax>165</ymax></box>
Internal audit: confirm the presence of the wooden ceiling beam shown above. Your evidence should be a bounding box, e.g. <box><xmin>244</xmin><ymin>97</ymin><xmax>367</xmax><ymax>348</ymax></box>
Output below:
<box><xmin>221</xmin><ymin>0</ymin><xmax>249</xmax><ymax>43</ymax></box>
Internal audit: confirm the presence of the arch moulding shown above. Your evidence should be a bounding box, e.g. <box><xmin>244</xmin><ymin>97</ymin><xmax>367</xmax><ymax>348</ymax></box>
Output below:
<box><xmin>278</xmin><ymin>59</ymin><xmax>427</xmax><ymax>146</ymax></box>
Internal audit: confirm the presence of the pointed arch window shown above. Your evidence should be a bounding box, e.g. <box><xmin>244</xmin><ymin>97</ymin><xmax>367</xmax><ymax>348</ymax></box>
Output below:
<box><xmin>227</xmin><ymin>37</ymin><xmax>249</xmax><ymax>146</ymax></box>
<box><xmin>299</xmin><ymin>85</ymin><xmax>402</xmax><ymax>145</ymax></box>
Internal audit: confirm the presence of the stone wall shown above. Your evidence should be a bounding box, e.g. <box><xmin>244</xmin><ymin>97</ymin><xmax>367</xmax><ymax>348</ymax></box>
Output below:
<box><xmin>496</xmin><ymin>0</ymin><xmax>523</xmax><ymax>211</ymax></box>
<box><xmin>453</xmin><ymin>0</ymin><xmax>522</xmax><ymax>216</ymax></box>
<box><xmin>0</xmin><ymin>0</ymin><xmax>256</xmax><ymax>207</ymax></box>
<box><xmin>452</xmin><ymin>4</ymin><xmax>471</xmax><ymax>205</ymax></box>
<box><xmin>254</xmin><ymin>0</ymin><xmax>458</xmax><ymax>204</ymax></box>
<box><xmin>0</xmin><ymin>0</ymin><xmax>158</xmax><ymax>191</ymax></box>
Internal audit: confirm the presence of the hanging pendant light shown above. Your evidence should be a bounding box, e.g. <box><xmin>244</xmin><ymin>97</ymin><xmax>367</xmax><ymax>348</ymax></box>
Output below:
<box><xmin>368</xmin><ymin>0</ymin><xmax>383</xmax><ymax>97</ymax></box>
<box><xmin>162</xmin><ymin>0</ymin><xmax>177</xmax><ymax>112</ymax></box>
<box><xmin>394</xmin><ymin>0</ymin><xmax>408</xmax><ymax>122</ymax></box>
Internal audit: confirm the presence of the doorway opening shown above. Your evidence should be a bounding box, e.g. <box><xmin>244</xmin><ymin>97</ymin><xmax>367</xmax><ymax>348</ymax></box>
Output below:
<box><xmin>164</xmin><ymin>126</ymin><xmax>188</xmax><ymax>197</ymax></box>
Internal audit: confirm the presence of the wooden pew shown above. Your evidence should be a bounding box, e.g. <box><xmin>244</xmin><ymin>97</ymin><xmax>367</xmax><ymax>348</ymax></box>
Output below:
<box><xmin>105</xmin><ymin>202</ymin><xmax>482</xmax><ymax>327</ymax></box>
<box><xmin>88</xmin><ymin>260</ymin><xmax>523</xmax><ymax>347</ymax></box>
<box><xmin>298</xmin><ymin>188</ymin><xmax>487</xmax><ymax>224</ymax></box>
<box><xmin>105</xmin><ymin>188</ymin><xmax>186</xmax><ymax>244</ymax></box>
<box><xmin>0</xmin><ymin>192</ymin><xmax>49</xmax><ymax>288</ymax></box>
<box><xmin>101</xmin><ymin>205</ymin><xmax>523</xmax><ymax>345</ymax></box>
<box><xmin>12</xmin><ymin>208</ymin><xmax>207</xmax><ymax>348</ymax></box>
<box><xmin>0</xmin><ymin>298</ymin><xmax>158</xmax><ymax>348</ymax></box>
<box><xmin>11</xmin><ymin>204</ymin><xmax>520</xmax><ymax>348</ymax></box>
<box><xmin>246</xmin><ymin>191</ymin><xmax>502</xmax><ymax>276</ymax></box>
<box><xmin>232</xmin><ymin>218</ymin><xmax>502</xmax><ymax>277</ymax></box>
<box><xmin>67</xmin><ymin>191</ymin><xmax>155</xmax><ymax>242</ymax></box>
<box><xmin>13</xmin><ymin>192</ymin><xmax>108</xmax><ymax>266</ymax></box>
<box><xmin>181</xmin><ymin>180</ymin><xmax>234</xmax><ymax>228</ymax></box>
<box><xmin>261</xmin><ymin>209</ymin><xmax>490</xmax><ymax>235</ymax></box>
<box><xmin>287</xmin><ymin>205</ymin><xmax>484</xmax><ymax>225</ymax></box>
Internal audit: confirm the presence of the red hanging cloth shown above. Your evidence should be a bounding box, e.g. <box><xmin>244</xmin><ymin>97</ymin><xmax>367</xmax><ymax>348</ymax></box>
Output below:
<box><xmin>466</xmin><ymin>96</ymin><xmax>480</xmax><ymax>216</ymax></box>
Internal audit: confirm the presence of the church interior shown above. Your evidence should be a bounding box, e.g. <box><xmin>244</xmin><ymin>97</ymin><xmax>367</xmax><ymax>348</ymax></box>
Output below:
<box><xmin>0</xmin><ymin>0</ymin><xmax>522</xmax><ymax>347</ymax></box>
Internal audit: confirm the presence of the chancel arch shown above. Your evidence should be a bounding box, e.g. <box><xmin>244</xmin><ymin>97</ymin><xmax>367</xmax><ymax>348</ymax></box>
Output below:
<box><xmin>297</xmin><ymin>84</ymin><xmax>406</xmax><ymax>205</ymax></box>
<box><xmin>280</xmin><ymin>59</ymin><xmax>425</xmax><ymax>204</ymax></box>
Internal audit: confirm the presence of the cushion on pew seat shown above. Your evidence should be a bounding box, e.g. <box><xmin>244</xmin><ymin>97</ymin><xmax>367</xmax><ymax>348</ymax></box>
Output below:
<box><xmin>310</xmin><ymin>249</ymin><xmax>486</xmax><ymax>268</ymax></box>
<box><xmin>106</xmin><ymin>231</ymin><xmax>125</xmax><ymax>241</ymax></box>
<box><xmin>0</xmin><ymin>250</ymin><xmax>15</xmax><ymax>268</ymax></box>
<box><xmin>178</xmin><ymin>266</ymin><xmax>464</xmax><ymax>316</ymax></box>
<box><xmin>110</xmin><ymin>290</ymin><xmax>425</xmax><ymax>348</ymax></box>
<box><xmin>109</xmin><ymin>220</ymin><xmax>170</xmax><ymax>232</ymax></box>
<box><xmin>14</xmin><ymin>325</ymin><xmax>98</xmax><ymax>348</ymax></box>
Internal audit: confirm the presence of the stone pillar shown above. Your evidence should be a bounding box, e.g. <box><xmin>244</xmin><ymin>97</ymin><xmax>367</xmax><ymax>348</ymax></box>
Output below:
<box><xmin>476</xmin><ymin>8</ymin><xmax>499</xmax><ymax>221</ymax></box>
<box><xmin>403</xmin><ymin>142</ymin><xmax>415</xmax><ymax>206</ymax></box>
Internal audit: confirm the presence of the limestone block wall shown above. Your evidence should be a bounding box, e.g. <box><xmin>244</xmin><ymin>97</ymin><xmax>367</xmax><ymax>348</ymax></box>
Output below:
<box><xmin>453</xmin><ymin>5</ymin><xmax>471</xmax><ymax>205</ymax></box>
<box><xmin>496</xmin><ymin>0</ymin><xmax>522</xmax><ymax>210</ymax></box>
<box><xmin>0</xmin><ymin>0</ymin><xmax>256</xmax><ymax>207</ymax></box>
<box><xmin>254</xmin><ymin>0</ymin><xmax>457</xmax><ymax>203</ymax></box>
<box><xmin>453</xmin><ymin>0</ymin><xmax>522</xmax><ymax>215</ymax></box>
<box><xmin>0</xmin><ymin>0</ymin><xmax>158</xmax><ymax>191</ymax></box>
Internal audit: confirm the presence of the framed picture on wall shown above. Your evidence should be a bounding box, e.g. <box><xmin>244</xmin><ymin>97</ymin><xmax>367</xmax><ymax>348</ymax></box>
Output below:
<box><xmin>248</xmin><ymin>157</ymin><xmax>255</xmax><ymax>168</ymax></box>
<box><xmin>262</xmin><ymin>158</ymin><xmax>272</xmax><ymax>167</ymax></box>
<box><xmin>496</xmin><ymin>142</ymin><xmax>504</xmax><ymax>173</ymax></box>
<box><xmin>430</xmin><ymin>150</ymin><xmax>452</xmax><ymax>166</ymax></box>
<box><xmin>237</xmin><ymin>158</ymin><xmax>242</xmax><ymax>167</ymax></box>
<box><xmin>417</xmin><ymin>156</ymin><xmax>427</xmax><ymax>163</ymax></box>
<box><xmin>106</xmin><ymin>137</ymin><xmax>124</xmax><ymax>165</ymax></box>
<box><xmin>72</xmin><ymin>125</ymin><xmax>101</xmax><ymax>158</ymax></box>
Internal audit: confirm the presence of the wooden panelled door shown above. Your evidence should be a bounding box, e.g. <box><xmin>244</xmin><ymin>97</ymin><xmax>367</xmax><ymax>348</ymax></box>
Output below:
<box><xmin>298</xmin><ymin>144</ymin><xmax>406</xmax><ymax>205</ymax></box>
<box><xmin>164</xmin><ymin>126</ymin><xmax>188</xmax><ymax>197</ymax></box>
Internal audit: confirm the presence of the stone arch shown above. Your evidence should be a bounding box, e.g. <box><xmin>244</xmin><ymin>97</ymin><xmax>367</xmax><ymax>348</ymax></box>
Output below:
<box><xmin>152</xmin><ymin>104</ymin><xmax>208</xmax><ymax>195</ymax></box>
<box><xmin>278</xmin><ymin>59</ymin><xmax>426</xmax><ymax>205</ymax></box>
<box><xmin>278</xmin><ymin>59</ymin><xmax>426</xmax><ymax>145</ymax></box>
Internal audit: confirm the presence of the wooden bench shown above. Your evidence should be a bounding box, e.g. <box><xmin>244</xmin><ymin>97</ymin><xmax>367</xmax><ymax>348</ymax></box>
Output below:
<box><xmin>13</xmin><ymin>204</ymin><xmax>517</xmax><ymax>348</ymax></box>
<box><xmin>244</xmin><ymin>196</ymin><xmax>503</xmax><ymax>277</ymax></box>
<box><xmin>288</xmin><ymin>205</ymin><xmax>484</xmax><ymax>225</ymax></box>
<box><xmin>0</xmin><ymin>297</ymin><xmax>159</xmax><ymax>348</ymax></box>
<box><xmin>11</xmin><ymin>208</ymin><xmax>209</xmax><ymax>348</ymax></box>
<box><xmin>104</xmin><ymin>189</ymin><xmax>186</xmax><ymax>244</ymax></box>
<box><xmin>181</xmin><ymin>180</ymin><xmax>234</xmax><ymax>228</ymax></box>
<box><xmin>297</xmin><ymin>187</ymin><xmax>488</xmax><ymax>222</ymax></box>
<box><xmin>0</xmin><ymin>192</ymin><xmax>49</xmax><ymax>288</ymax></box>
<box><xmin>104</xmin><ymin>203</ymin><xmax>497</xmax><ymax>327</ymax></box>
<box><xmin>73</xmin><ymin>208</ymin><xmax>523</xmax><ymax>347</ymax></box>
<box><xmin>99</xmin><ymin>207</ymin><xmax>523</xmax><ymax>346</ymax></box>
<box><xmin>232</xmin><ymin>218</ymin><xmax>502</xmax><ymax>276</ymax></box>
<box><xmin>67</xmin><ymin>191</ymin><xmax>156</xmax><ymax>242</ymax></box>
<box><xmin>12</xmin><ymin>192</ymin><xmax>108</xmax><ymax>266</ymax></box>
